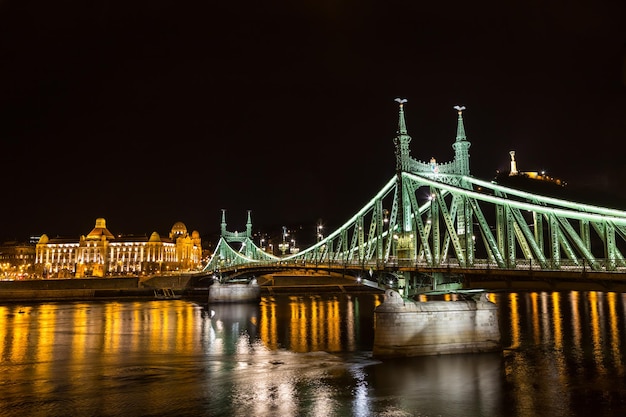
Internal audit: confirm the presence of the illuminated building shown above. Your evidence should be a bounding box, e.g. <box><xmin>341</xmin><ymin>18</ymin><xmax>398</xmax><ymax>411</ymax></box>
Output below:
<box><xmin>0</xmin><ymin>241</ymin><xmax>36</xmax><ymax>279</ymax></box>
<box><xmin>34</xmin><ymin>218</ymin><xmax>203</xmax><ymax>278</ymax></box>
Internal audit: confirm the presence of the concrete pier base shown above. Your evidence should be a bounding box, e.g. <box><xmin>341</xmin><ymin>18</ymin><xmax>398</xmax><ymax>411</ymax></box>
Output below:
<box><xmin>208</xmin><ymin>281</ymin><xmax>261</xmax><ymax>303</ymax></box>
<box><xmin>373</xmin><ymin>289</ymin><xmax>501</xmax><ymax>358</ymax></box>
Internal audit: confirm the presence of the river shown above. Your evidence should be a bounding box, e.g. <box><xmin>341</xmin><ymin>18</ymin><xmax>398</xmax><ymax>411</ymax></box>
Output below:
<box><xmin>0</xmin><ymin>290</ymin><xmax>625</xmax><ymax>417</ymax></box>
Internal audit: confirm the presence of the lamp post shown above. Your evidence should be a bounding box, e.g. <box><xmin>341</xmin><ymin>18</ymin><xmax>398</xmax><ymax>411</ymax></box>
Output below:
<box><xmin>290</xmin><ymin>239</ymin><xmax>299</xmax><ymax>254</ymax></box>
<box><xmin>279</xmin><ymin>226</ymin><xmax>289</xmax><ymax>256</ymax></box>
<box><xmin>316</xmin><ymin>223</ymin><xmax>324</xmax><ymax>242</ymax></box>
<box><xmin>315</xmin><ymin>222</ymin><xmax>324</xmax><ymax>267</ymax></box>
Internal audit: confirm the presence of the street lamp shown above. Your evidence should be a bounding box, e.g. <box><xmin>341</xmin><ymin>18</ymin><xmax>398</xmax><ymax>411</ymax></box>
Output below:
<box><xmin>279</xmin><ymin>226</ymin><xmax>289</xmax><ymax>255</ymax></box>
<box><xmin>290</xmin><ymin>239</ymin><xmax>299</xmax><ymax>254</ymax></box>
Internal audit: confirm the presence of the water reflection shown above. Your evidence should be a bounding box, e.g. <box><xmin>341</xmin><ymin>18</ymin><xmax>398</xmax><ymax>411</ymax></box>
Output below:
<box><xmin>203</xmin><ymin>302</ymin><xmax>261</xmax><ymax>355</ymax></box>
<box><xmin>0</xmin><ymin>291</ymin><xmax>625</xmax><ymax>417</ymax></box>
<box><xmin>497</xmin><ymin>290</ymin><xmax>626</xmax><ymax>417</ymax></box>
<box><xmin>200</xmin><ymin>295</ymin><xmax>384</xmax><ymax>417</ymax></box>
<box><xmin>368</xmin><ymin>353</ymin><xmax>505</xmax><ymax>416</ymax></box>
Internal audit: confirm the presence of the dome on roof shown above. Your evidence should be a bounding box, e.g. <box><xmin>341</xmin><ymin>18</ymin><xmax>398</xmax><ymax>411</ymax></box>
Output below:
<box><xmin>191</xmin><ymin>230</ymin><xmax>200</xmax><ymax>239</ymax></box>
<box><xmin>171</xmin><ymin>222</ymin><xmax>187</xmax><ymax>236</ymax></box>
<box><xmin>38</xmin><ymin>234</ymin><xmax>49</xmax><ymax>244</ymax></box>
<box><xmin>149</xmin><ymin>232</ymin><xmax>161</xmax><ymax>242</ymax></box>
<box><xmin>87</xmin><ymin>218</ymin><xmax>115</xmax><ymax>240</ymax></box>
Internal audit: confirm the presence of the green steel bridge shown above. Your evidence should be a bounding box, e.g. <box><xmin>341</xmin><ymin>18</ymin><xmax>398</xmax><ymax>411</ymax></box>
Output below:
<box><xmin>203</xmin><ymin>100</ymin><xmax>626</xmax><ymax>294</ymax></box>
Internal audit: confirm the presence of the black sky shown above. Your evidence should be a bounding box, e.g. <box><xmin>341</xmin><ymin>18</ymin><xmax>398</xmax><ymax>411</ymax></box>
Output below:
<box><xmin>1</xmin><ymin>1</ymin><xmax>625</xmax><ymax>244</ymax></box>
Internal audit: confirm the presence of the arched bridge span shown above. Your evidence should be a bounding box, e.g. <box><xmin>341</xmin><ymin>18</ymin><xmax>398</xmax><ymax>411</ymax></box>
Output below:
<box><xmin>204</xmin><ymin>100</ymin><xmax>626</xmax><ymax>293</ymax></box>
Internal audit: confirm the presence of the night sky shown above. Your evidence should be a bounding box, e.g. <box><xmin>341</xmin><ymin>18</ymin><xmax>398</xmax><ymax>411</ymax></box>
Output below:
<box><xmin>1</xmin><ymin>1</ymin><xmax>625</xmax><ymax>245</ymax></box>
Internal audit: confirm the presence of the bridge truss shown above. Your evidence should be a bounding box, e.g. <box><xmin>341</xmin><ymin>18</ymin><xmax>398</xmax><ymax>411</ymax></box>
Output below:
<box><xmin>204</xmin><ymin>209</ymin><xmax>281</xmax><ymax>274</ymax></box>
<box><xmin>204</xmin><ymin>101</ymin><xmax>626</xmax><ymax>277</ymax></box>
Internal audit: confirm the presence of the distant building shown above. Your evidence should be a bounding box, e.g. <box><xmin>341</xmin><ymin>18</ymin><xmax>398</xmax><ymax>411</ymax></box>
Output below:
<box><xmin>0</xmin><ymin>241</ymin><xmax>36</xmax><ymax>279</ymax></box>
<box><xmin>34</xmin><ymin>218</ymin><xmax>203</xmax><ymax>278</ymax></box>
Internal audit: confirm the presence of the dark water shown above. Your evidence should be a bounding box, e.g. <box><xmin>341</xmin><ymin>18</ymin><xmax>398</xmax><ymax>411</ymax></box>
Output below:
<box><xmin>0</xmin><ymin>291</ymin><xmax>625</xmax><ymax>417</ymax></box>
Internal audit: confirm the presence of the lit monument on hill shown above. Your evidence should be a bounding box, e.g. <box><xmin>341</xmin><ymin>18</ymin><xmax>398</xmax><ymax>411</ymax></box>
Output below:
<box><xmin>509</xmin><ymin>150</ymin><xmax>518</xmax><ymax>176</ymax></box>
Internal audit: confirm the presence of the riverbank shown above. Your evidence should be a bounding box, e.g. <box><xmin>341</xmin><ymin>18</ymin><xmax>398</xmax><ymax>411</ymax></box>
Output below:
<box><xmin>0</xmin><ymin>275</ymin><xmax>200</xmax><ymax>302</ymax></box>
<box><xmin>0</xmin><ymin>274</ymin><xmax>383</xmax><ymax>303</ymax></box>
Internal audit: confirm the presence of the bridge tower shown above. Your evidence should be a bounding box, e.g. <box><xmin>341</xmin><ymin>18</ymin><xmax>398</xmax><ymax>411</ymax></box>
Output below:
<box><xmin>451</xmin><ymin>106</ymin><xmax>473</xmax><ymax>264</ymax></box>
<box><xmin>392</xmin><ymin>98</ymin><xmax>414</xmax><ymax>261</ymax></box>
<box><xmin>391</xmin><ymin>100</ymin><xmax>476</xmax><ymax>291</ymax></box>
<box><xmin>452</xmin><ymin>105</ymin><xmax>471</xmax><ymax>177</ymax></box>
<box><xmin>219</xmin><ymin>209</ymin><xmax>256</xmax><ymax>258</ymax></box>
<box><xmin>393</xmin><ymin>98</ymin><xmax>412</xmax><ymax>173</ymax></box>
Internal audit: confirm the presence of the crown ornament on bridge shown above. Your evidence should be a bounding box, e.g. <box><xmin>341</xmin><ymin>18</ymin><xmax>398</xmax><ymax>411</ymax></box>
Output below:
<box><xmin>394</xmin><ymin>98</ymin><xmax>407</xmax><ymax>106</ymax></box>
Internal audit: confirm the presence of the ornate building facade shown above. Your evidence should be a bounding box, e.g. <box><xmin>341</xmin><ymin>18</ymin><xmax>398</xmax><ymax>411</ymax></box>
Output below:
<box><xmin>0</xmin><ymin>241</ymin><xmax>36</xmax><ymax>279</ymax></box>
<box><xmin>34</xmin><ymin>218</ymin><xmax>203</xmax><ymax>278</ymax></box>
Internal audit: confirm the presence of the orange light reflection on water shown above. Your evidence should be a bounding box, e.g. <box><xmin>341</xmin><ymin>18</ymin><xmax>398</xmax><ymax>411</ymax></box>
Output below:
<box><xmin>287</xmin><ymin>296</ymin><xmax>343</xmax><ymax>353</ymax></box>
<box><xmin>530</xmin><ymin>292</ymin><xmax>540</xmax><ymax>344</ymax></box>
<box><xmin>507</xmin><ymin>292</ymin><xmax>521</xmax><ymax>349</ymax></box>
<box><xmin>552</xmin><ymin>292</ymin><xmax>563</xmax><ymax>350</ymax></box>
<box><xmin>608</xmin><ymin>292</ymin><xmax>624</xmax><ymax>374</ymax></box>
<box><xmin>260</xmin><ymin>298</ymin><xmax>278</xmax><ymax>350</ymax></box>
<box><xmin>569</xmin><ymin>291</ymin><xmax>583</xmax><ymax>362</ymax></box>
<box><xmin>496</xmin><ymin>289</ymin><xmax>626</xmax><ymax>417</ymax></box>
<box><xmin>589</xmin><ymin>291</ymin><xmax>607</xmax><ymax>374</ymax></box>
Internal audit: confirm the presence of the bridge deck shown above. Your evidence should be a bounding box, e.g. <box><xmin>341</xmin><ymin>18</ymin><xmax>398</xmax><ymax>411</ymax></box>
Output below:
<box><xmin>256</xmin><ymin>275</ymin><xmax>383</xmax><ymax>295</ymax></box>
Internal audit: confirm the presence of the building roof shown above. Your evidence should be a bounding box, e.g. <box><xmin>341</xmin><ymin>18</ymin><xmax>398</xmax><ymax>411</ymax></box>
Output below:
<box><xmin>86</xmin><ymin>218</ymin><xmax>115</xmax><ymax>240</ymax></box>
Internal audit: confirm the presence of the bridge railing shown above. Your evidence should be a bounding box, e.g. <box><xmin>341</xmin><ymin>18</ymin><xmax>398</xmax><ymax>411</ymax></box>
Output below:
<box><xmin>211</xmin><ymin>257</ymin><xmax>626</xmax><ymax>275</ymax></box>
<box><xmin>391</xmin><ymin>258</ymin><xmax>626</xmax><ymax>273</ymax></box>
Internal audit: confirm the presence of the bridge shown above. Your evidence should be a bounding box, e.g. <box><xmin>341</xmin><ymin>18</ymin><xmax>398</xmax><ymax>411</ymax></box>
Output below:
<box><xmin>203</xmin><ymin>100</ymin><xmax>626</xmax><ymax>295</ymax></box>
